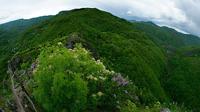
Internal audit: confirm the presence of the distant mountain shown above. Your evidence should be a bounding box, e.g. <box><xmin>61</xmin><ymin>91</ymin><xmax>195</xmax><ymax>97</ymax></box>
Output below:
<box><xmin>131</xmin><ymin>21</ymin><xmax>200</xmax><ymax>48</ymax></box>
<box><xmin>0</xmin><ymin>8</ymin><xmax>200</xmax><ymax>111</ymax></box>
<box><xmin>0</xmin><ymin>16</ymin><xmax>51</xmax><ymax>39</ymax></box>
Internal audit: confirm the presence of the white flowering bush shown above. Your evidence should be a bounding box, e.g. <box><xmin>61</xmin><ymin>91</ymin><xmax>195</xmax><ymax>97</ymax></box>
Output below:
<box><xmin>33</xmin><ymin>43</ymin><xmax>141</xmax><ymax>111</ymax></box>
<box><xmin>33</xmin><ymin>44</ymin><xmax>89</xmax><ymax>112</ymax></box>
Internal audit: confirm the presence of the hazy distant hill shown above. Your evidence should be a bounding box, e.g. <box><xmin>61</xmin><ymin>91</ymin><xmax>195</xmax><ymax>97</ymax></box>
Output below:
<box><xmin>131</xmin><ymin>21</ymin><xmax>200</xmax><ymax>48</ymax></box>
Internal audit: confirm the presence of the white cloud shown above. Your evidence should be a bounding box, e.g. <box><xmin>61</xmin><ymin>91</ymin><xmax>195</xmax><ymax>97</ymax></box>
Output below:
<box><xmin>0</xmin><ymin>0</ymin><xmax>200</xmax><ymax>36</ymax></box>
<box><xmin>0</xmin><ymin>0</ymin><xmax>68</xmax><ymax>23</ymax></box>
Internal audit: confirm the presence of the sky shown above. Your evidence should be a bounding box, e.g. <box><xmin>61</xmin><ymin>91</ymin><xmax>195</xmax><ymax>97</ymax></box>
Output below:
<box><xmin>0</xmin><ymin>0</ymin><xmax>200</xmax><ymax>36</ymax></box>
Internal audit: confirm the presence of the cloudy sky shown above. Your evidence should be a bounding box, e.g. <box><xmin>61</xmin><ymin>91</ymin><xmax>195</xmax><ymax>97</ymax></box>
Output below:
<box><xmin>0</xmin><ymin>0</ymin><xmax>200</xmax><ymax>36</ymax></box>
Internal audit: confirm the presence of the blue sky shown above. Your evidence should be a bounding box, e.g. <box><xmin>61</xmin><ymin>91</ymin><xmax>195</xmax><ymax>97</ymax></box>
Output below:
<box><xmin>0</xmin><ymin>0</ymin><xmax>200</xmax><ymax>36</ymax></box>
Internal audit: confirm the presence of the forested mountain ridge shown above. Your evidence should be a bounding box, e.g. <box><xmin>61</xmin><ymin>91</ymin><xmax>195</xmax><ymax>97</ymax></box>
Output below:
<box><xmin>0</xmin><ymin>8</ymin><xmax>200</xmax><ymax>112</ymax></box>
<box><xmin>131</xmin><ymin>21</ymin><xmax>200</xmax><ymax>48</ymax></box>
<box><xmin>0</xmin><ymin>16</ymin><xmax>51</xmax><ymax>40</ymax></box>
<box><xmin>0</xmin><ymin>16</ymin><xmax>52</xmax><ymax>110</ymax></box>
<box><xmin>0</xmin><ymin>16</ymin><xmax>51</xmax><ymax>79</ymax></box>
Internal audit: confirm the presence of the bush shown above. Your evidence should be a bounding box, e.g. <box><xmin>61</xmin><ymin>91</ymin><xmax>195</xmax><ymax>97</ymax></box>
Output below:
<box><xmin>33</xmin><ymin>43</ymin><xmax>121</xmax><ymax>111</ymax></box>
<box><xmin>120</xmin><ymin>100</ymin><xmax>138</xmax><ymax>112</ymax></box>
<box><xmin>33</xmin><ymin>44</ymin><xmax>88</xmax><ymax>112</ymax></box>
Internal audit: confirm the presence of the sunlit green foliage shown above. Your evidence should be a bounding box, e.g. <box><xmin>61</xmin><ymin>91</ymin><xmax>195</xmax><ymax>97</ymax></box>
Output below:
<box><xmin>120</xmin><ymin>100</ymin><xmax>138</xmax><ymax>112</ymax></box>
<box><xmin>120</xmin><ymin>100</ymin><xmax>189</xmax><ymax>112</ymax></box>
<box><xmin>33</xmin><ymin>44</ymin><xmax>137</xmax><ymax>111</ymax></box>
<box><xmin>33</xmin><ymin>44</ymin><xmax>89</xmax><ymax>112</ymax></box>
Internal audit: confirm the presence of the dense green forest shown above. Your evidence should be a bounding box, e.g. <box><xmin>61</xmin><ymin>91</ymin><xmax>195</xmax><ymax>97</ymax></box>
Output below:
<box><xmin>0</xmin><ymin>16</ymin><xmax>51</xmax><ymax>79</ymax></box>
<box><xmin>0</xmin><ymin>8</ymin><xmax>200</xmax><ymax>112</ymax></box>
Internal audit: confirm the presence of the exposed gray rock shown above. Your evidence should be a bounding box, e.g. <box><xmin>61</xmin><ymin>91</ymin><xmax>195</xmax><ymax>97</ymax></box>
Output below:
<box><xmin>0</xmin><ymin>108</ymin><xmax>4</xmax><ymax>112</ymax></box>
<box><xmin>8</xmin><ymin>57</ymin><xmax>21</xmax><ymax>73</ymax></box>
<box><xmin>160</xmin><ymin>108</ymin><xmax>171</xmax><ymax>112</ymax></box>
<box><xmin>66</xmin><ymin>33</ymin><xmax>81</xmax><ymax>49</ymax></box>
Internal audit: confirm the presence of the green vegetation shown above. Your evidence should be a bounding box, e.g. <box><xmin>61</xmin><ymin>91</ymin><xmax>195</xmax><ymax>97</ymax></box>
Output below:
<box><xmin>0</xmin><ymin>16</ymin><xmax>51</xmax><ymax>79</ymax></box>
<box><xmin>33</xmin><ymin>45</ymin><xmax>88</xmax><ymax>112</ymax></box>
<box><xmin>165</xmin><ymin>46</ymin><xmax>200</xmax><ymax>111</ymax></box>
<box><xmin>16</xmin><ymin>8</ymin><xmax>168</xmax><ymax>103</ymax></box>
<box><xmin>131</xmin><ymin>21</ymin><xmax>200</xmax><ymax>48</ymax></box>
<box><xmin>32</xmin><ymin>44</ymin><xmax>117</xmax><ymax>111</ymax></box>
<box><xmin>32</xmin><ymin>43</ymin><xmax>188</xmax><ymax>111</ymax></box>
<box><xmin>0</xmin><ymin>16</ymin><xmax>51</xmax><ymax>110</ymax></box>
<box><xmin>0</xmin><ymin>8</ymin><xmax>200</xmax><ymax>111</ymax></box>
<box><xmin>131</xmin><ymin>21</ymin><xmax>200</xmax><ymax>111</ymax></box>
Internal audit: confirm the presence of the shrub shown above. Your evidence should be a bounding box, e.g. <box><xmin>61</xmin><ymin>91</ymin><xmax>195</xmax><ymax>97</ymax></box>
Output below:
<box><xmin>33</xmin><ymin>44</ymin><xmax>88</xmax><ymax>112</ymax></box>
<box><xmin>33</xmin><ymin>44</ymin><xmax>118</xmax><ymax>111</ymax></box>
<box><xmin>120</xmin><ymin>100</ymin><xmax>138</xmax><ymax>112</ymax></box>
